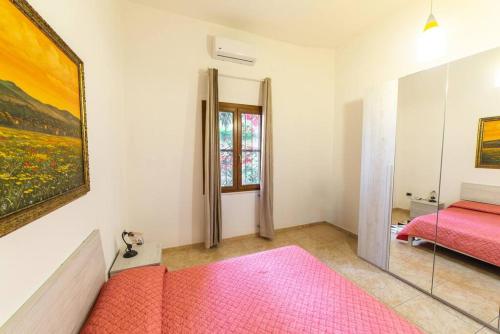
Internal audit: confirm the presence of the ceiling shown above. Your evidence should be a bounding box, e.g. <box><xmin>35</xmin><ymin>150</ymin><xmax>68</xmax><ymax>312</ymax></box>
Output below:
<box><xmin>130</xmin><ymin>0</ymin><xmax>413</xmax><ymax>48</ymax></box>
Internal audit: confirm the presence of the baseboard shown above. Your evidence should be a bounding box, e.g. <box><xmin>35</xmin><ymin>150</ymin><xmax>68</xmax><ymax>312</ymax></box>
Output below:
<box><xmin>393</xmin><ymin>207</ymin><xmax>410</xmax><ymax>213</ymax></box>
<box><xmin>326</xmin><ymin>221</ymin><xmax>358</xmax><ymax>238</ymax></box>
<box><xmin>274</xmin><ymin>221</ymin><xmax>326</xmax><ymax>233</ymax></box>
<box><xmin>162</xmin><ymin>221</ymin><xmax>332</xmax><ymax>253</ymax></box>
<box><xmin>163</xmin><ymin>242</ymin><xmax>205</xmax><ymax>252</ymax></box>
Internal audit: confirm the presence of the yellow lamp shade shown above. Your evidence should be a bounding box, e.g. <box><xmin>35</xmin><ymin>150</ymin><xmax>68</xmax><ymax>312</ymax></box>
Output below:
<box><xmin>424</xmin><ymin>13</ymin><xmax>439</xmax><ymax>31</ymax></box>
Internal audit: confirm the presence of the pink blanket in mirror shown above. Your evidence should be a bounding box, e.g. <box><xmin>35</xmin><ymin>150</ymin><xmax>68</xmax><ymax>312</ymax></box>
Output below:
<box><xmin>397</xmin><ymin>201</ymin><xmax>500</xmax><ymax>266</ymax></box>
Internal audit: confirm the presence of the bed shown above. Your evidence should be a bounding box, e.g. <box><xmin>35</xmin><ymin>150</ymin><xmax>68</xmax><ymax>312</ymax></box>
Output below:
<box><xmin>396</xmin><ymin>183</ymin><xmax>500</xmax><ymax>267</ymax></box>
<box><xmin>81</xmin><ymin>246</ymin><xmax>422</xmax><ymax>333</ymax></box>
<box><xmin>2</xmin><ymin>230</ymin><xmax>422</xmax><ymax>333</ymax></box>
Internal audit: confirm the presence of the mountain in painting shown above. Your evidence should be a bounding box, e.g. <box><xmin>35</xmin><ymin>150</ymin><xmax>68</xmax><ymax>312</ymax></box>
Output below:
<box><xmin>0</xmin><ymin>79</ymin><xmax>81</xmax><ymax>138</ymax></box>
<box><xmin>482</xmin><ymin>139</ymin><xmax>500</xmax><ymax>149</ymax></box>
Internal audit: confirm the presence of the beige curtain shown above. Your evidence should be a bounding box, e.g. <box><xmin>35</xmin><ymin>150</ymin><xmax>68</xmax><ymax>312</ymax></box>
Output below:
<box><xmin>259</xmin><ymin>78</ymin><xmax>275</xmax><ymax>239</ymax></box>
<box><xmin>204</xmin><ymin>68</ymin><xmax>222</xmax><ymax>248</ymax></box>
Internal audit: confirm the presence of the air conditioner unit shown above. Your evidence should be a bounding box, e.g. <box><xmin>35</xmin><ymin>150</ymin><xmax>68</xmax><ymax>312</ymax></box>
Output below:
<box><xmin>212</xmin><ymin>37</ymin><xmax>256</xmax><ymax>66</ymax></box>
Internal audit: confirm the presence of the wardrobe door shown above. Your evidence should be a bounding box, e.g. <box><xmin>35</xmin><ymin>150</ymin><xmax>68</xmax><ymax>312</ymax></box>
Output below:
<box><xmin>388</xmin><ymin>65</ymin><xmax>448</xmax><ymax>292</ymax></box>
<box><xmin>432</xmin><ymin>47</ymin><xmax>500</xmax><ymax>327</ymax></box>
<box><xmin>358</xmin><ymin>80</ymin><xmax>398</xmax><ymax>269</ymax></box>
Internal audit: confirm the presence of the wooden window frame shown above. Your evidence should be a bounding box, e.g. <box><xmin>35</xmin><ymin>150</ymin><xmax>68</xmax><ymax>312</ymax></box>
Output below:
<box><xmin>202</xmin><ymin>101</ymin><xmax>262</xmax><ymax>193</ymax></box>
<box><xmin>220</xmin><ymin>102</ymin><xmax>262</xmax><ymax>193</ymax></box>
<box><xmin>218</xmin><ymin>104</ymin><xmax>239</xmax><ymax>193</ymax></box>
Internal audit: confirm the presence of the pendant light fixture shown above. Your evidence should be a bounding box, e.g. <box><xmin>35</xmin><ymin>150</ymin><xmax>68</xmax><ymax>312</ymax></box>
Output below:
<box><xmin>423</xmin><ymin>0</ymin><xmax>439</xmax><ymax>31</ymax></box>
<box><xmin>417</xmin><ymin>0</ymin><xmax>445</xmax><ymax>62</ymax></box>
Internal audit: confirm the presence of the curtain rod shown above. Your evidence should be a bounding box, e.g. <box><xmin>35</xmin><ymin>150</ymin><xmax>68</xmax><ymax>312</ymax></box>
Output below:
<box><xmin>219</xmin><ymin>73</ymin><xmax>265</xmax><ymax>83</ymax></box>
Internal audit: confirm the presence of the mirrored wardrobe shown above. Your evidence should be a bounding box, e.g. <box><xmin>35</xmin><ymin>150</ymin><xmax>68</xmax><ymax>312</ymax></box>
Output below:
<box><xmin>359</xmin><ymin>46</ymin><xmax>500</xmax><ymax>332</ymax></box>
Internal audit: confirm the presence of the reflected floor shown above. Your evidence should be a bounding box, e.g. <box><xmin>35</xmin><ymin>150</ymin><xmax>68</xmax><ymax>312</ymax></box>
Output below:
<box><xmin>163</xmin><ymin>223</ymin><xmax>495</xmax><ymax>334</ymax></box>
<box><xmin>389</xmin><ymin>235</ymin><xmax>435</xmax><ymax>292</ymax></box>
<box><xmin>433</xmin><ymin>246</ymin><xmax>500</xmax><ymax>325</ymax></box>
<box><xmin>390</xmin><ymin>235</ymin><xmax>500</xmax><ymax>325</ymax></box>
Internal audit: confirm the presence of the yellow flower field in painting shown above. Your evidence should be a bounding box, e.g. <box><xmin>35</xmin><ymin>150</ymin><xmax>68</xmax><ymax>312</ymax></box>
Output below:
<box><xmin>0</xmin><ymin>126</ymin><xmax>83</xmax><ymax>216</ymax></box>
<box><xmin>0</xmin><ymin>0</ymin><xmax>86</xmax><ymax>221</ymax></box>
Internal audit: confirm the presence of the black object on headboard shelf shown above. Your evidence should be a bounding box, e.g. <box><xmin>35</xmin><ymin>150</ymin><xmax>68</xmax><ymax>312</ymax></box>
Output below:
<box><xmin>121</xmin><ymin>231</ymin><xmax>138</xmax><ymax>258</ymax></box>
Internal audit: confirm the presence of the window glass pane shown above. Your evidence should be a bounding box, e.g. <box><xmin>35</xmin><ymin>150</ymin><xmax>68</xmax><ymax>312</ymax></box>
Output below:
<box><xmin>242</xmin><ymin>151</ymin><xmax>260</xmax><ymax>185</ymax></box>
<box><xmin>220</xmin><ymin>151</ymin><xmax>233</xmax><ymax>187</ymax></box>
<box><xmin>241</xmin><ymin>113</ymin><xmax>261</xmax><ymax>150</ymax></box>
<box><xmin>219</xmin><ymin>111</ymin><xmax>233</xmax><ymax>150</ymax></box>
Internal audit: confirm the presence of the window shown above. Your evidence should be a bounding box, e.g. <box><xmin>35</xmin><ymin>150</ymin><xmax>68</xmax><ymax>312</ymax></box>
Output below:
<box><xmin>219</xmin><ymin>102</ymin><xmax>262</xmax><ymax>192</ymax></box>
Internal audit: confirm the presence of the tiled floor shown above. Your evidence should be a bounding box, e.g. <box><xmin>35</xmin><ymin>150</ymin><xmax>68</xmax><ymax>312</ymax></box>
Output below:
<box><xmin>162</xmin><ymin>223</ymin><xmax>499</xmax><ymax>334</ymax></box>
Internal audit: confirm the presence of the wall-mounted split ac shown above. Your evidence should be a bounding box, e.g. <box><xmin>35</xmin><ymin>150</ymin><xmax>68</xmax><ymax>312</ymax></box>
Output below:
<box><xmin>212</xmin><ymin>37</ymin><xmax>256</xmax><ymax>66</ymax></box>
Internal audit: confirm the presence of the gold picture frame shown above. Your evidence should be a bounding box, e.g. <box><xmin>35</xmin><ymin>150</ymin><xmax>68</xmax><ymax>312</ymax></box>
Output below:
<box><xmin>475</xmin><ymin>116</ymin><xmax>500</xmax><ymax>169</ymax></box>
<box><xmin>0</xmin><ymin>0</ymin><xmax>89</xmax><ymax>237</ymax></box>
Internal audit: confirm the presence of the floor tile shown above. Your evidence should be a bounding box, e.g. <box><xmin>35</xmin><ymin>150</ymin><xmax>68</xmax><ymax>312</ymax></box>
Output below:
<box><xmin>432</xmin><ymin>282</ymin><xmax>499</xmax><ymax>324</ymax></box>
<box><xmin>476</xmin><ymin>317</ymin><xmax>500</xmax><ymax>334</ymax></box>
<box><xmin>395</xmin><ymin>294</ymin><xmax>483</xmax><ymax>334</ymax></box>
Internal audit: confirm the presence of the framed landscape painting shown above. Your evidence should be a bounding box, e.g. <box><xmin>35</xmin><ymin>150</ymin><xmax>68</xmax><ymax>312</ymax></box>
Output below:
<box><xmin>0</xmin><ymin>0</ymin><xmax>89</xmax><ymax>237</ymax></box>
<box><xmin>476</xmin><ymin>116</ymin><xmax>500</xmax><ymax>169</ymax></box>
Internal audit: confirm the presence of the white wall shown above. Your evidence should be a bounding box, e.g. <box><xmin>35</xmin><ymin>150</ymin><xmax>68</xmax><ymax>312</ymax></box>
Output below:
<box><xmin>333</xmin><ymin>0</ymin><xmax>500</xmax><ymax>234</ymax></box>
<box><xmin>0</xmin><ymin>0</ymin><xmax>125</xmax><ymax>325</ymax></box>
<box><xmin>121</xmin><ymin>1</ymin><xmax>336</xmax><ymax>247</ymax></box>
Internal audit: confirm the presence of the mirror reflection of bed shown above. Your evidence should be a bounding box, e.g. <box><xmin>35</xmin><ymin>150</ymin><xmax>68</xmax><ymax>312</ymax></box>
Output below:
<box><xmin>388</xmin><ymin>46</ymin><xmax>500</xmax><ymax>328</ymax></box>
<box><xmin>393</xmin><ymin>184</ymin><xmax>500</xmax><ymax>323</ymax></box>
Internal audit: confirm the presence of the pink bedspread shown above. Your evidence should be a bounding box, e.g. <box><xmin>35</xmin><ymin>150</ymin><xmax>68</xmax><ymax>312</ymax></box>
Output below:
<box><xmin>397</xmin><ymin>201</ymin><xmax>500</xmax><ymax>266</ymax></box>
<box><xmin>81</xmin><ymin>266</ymin><xmax>165</xmax><ymax>334</ymax></box>
<box><xmin>82</xmin><ymin>246</ymin><xmax>422</xmax><ymax>333</ymax></box>
<box><xmin>161</xmin><ymin>246</ymin><xmax>421</xmax><ymax>333</ymax></box>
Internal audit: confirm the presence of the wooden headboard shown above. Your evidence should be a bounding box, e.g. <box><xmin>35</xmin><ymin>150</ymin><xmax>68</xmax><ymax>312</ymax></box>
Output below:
<box><xmin>1</xmin><ymin>230</ymin><xmax>106</xmax><ymax>334</ymax></box>
<box><xmin>461</xmin><ymin>183</ymin><xmax>500</xmax><ymax>205</ymax></box>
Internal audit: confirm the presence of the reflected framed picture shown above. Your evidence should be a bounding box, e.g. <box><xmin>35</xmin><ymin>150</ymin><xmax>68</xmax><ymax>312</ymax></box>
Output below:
<box><xmin>475</xmin><ymin>116</ymin><xmax>500</xmax><ymax>169</ymax></box>
<box><xmin>0</xmin><ymin>0</ymin><xmax>89</xmax><ymax>237</ymax></box>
